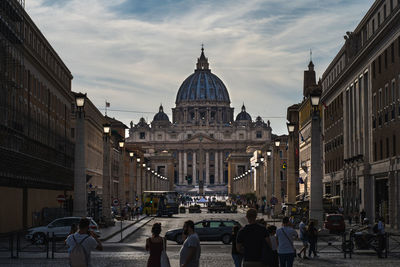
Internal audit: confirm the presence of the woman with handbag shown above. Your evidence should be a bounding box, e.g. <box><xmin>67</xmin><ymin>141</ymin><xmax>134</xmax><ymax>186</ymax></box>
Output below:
<box><xmin>146</xmin><ymin>223</ymin><xmax>170</xmax><ymax>267</ymax></box>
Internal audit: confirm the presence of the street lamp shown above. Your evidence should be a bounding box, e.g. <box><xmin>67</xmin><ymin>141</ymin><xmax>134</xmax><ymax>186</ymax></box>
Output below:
<box><xmin>142</xmin><ymin>163</ymin><xmax>146</xmax><ymax>168</ymax></box>
<box><xmin>136</xmin><ymin>158</ymin><xmax>141</xmax><ymax>163</ymax></box>
<box><xmin>147</xmin><ymin>167</ymin><xmax>150</xmax><ymax>171</ymax></box>
<box><xmin>119</xmin><ymin>140</ymin><xmax>125</xmax><ymax>148</ymax></box>
<box><xmin>275</xmin><ymin>139</ymin><xmax>281</xmax><ymax>147</ymax></box>
<box><xmin>73</xmin><ymin>92</ymin><xmax>87</xmax><ymax>217</ymax></box>
<box><xmin>309</xmin><ymin>89</ymin><xmax>323</xmax><ymax>227</ymax></box>
<box><xmin>287</xmin><ymin>123</ymin><xmax>295</xmax><ymax>134</ymax></box>
<box><xmin>129</xmin><ymin>152</ymin><xmax>134</xmax><ymax>158</ymax></box>
<box><xmin>118</xmin><ymin>139</ymin><xmax>125</xmax><ymax>210</ymax></box>
<box><xmin>103</xmin><ymin>123</ymin><xmax>111</xmax><ymax>135</ymax></box>
<box><xmin>267</xmin><ymin>150</ymin><xmax>272</xmax><ymax>157</ymax></box>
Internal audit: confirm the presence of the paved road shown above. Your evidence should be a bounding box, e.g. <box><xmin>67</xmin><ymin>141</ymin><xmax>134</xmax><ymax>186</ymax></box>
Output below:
<box><xmin>1</xmin><ymin>211</ymin><xmax>400</xmax><ymax>266</ymax></box>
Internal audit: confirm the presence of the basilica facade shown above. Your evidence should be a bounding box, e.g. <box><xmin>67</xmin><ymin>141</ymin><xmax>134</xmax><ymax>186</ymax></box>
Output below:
<box><xmin>126</xmin><ymin>49</ymin><xmax>272</xmax><ymax>194</ymax></box>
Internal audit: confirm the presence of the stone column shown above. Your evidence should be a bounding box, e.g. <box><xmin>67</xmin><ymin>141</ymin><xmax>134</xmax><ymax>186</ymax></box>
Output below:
<box><xmin>73</xmin><ymin>110</ymin><xmax>86</xmax><ymax>217</ymax></box>
<box><xmin>118</xmin><ymin>149</ymin><xmax>125</xmax><ymax>205</ymax></box>
<box><xmin>199</xmin><ymin>148</ymin><xmax>204</xmax><ymax>194</ymax></box>
<box><xmin>129</xmin><ymin>158</ymin><xmax>134</xmax><ymax>204</ymax></box>
<box><xmin>205</xmin><ymin>151</ymin><xmax>210</xmax><ymax>185</ymax></box>
<box><xmin>184</xmin><ymin>151</ymin><xmax>188</xmax><ymax>184</ymax></box>
<box><xmin>287</xmin><ymin>134</ymin><xmax>296</xmax><ymax>203</ymax></box>
<box><xmin>219</xmin><ymin>151</ymin><xmax>223</xmax><ymax>184</ymax></box>
<box><xmin>193</xmin><ymin>151</ymin><xmax>197</xmax><ymax>184</ymax></box>
<box><xmin>179</xmin><ymin>151</ymin><xmax>183</xmax><ymax>184</ymax></box>
<box><xmin>310</xmin><ymin>112</ymin><xmax>324</xmax><ymax>227</ymax></box>
<box><xmin>136</xmin><ymin>159</ymin><xmax>142</xmax><ymax>206</ymax></box>
<box><xmin>102</xmin><ymin>135</ymin><xmax>112</xmax><ymax>223</ymax></box>
<box><xmin>215</xmin><ymin>151</ymin><xmax>219</xmax><ymax>185</ymax></box>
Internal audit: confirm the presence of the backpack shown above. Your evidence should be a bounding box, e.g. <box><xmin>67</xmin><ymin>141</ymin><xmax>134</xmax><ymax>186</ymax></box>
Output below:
<box><xmin>372</xmin><ymin>223</ymin><xmax>379</xmax><ymax>234</ymax></box>
<box><xmin>69</xmin><ymin>235</ymin><xmax>90</xmax><ymax>267</ymax></box>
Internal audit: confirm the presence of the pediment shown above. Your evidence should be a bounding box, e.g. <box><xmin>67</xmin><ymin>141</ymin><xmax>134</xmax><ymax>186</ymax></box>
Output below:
<box><xmin>185</xmin><ymin>133</ymin><xmax>217</xmax><ymax>143</ymax></box>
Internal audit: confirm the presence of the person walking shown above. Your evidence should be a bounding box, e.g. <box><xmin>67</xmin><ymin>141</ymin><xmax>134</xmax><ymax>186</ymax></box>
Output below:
<box><xmin>179</xmin><ymin>220</ymin><xmax>201</xmax><ymax>267</ymax></box>
<box><xmin>231</xmin><ymin>225</ymin><xmax>243</xmax><ymax>267</ymax></box>
<box><xmin>236</xmin><ymin>208</ymin><xmax>272</xmax><ymax>267</ymax></box>
<box><xmin>376</xmin><ymin>217</ymin><xmax>385</xmax><ymax>258</ymax></box>
<box><xmin>267</xmin><ymin>225</ymin><xmax>279</xmax><ymax>267</ymax></box>
<box><xmin>66</xmin><ymin>218</ymin><xmax>103</xmax><ymax>267</ymax></box>
<box><xmin>276</xmin><ymin>217</ymin><xmax>298</xmax><ymax>267</ymax></box>
<box><xmin>297</xmin><ymin>217</ymin><xmax>309</xmax><ymax>259</ymax></box>
<box><xmin>146</xmin><ymin>223</ymin><xmax>167</xmax><ymax>267</ymax></box>
<box><xmin>266</xmin><ymin>205</ymin><xmax>271</xmax><ymax>219</ymax></box>
<box><xmin>306</xmin><ymin>221</ymin><xmax>318</xmax><ymax>258</ymax></box>
<box><xmin>360</xmin><ymin>209</ymin><xmax>366</xmax><ymax>224</ymax></box>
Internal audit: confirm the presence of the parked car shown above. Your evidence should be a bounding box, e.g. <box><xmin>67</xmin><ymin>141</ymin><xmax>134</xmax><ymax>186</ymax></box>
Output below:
<box><xmin>25</xmin><ymin>217</ymin><xmax>100</xmax><ymax>244</ymax></box>
<box><xmin>324</xmin><ymin>214</ymin><xmax>345</xmax><ymax>233</ymax></box>
<box><xmin>165</xmin><ymin>219</ymin><xmax>241</xmax><ymax>244</ymax></box>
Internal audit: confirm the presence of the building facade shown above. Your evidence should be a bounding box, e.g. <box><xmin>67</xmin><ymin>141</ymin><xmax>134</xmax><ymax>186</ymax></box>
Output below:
<box><xmin>321</xmin><ymin>0</ymin><xmax>400</xmax><ymax>227</ymax></box>
<box><xmin>0</xmin><ymin>0</ymin><xmax>74</xmax><ymax>232</ymax></box>
<box><xmin>126</xmin><ymin>49</ymin><xmax>272</xmax><ymax>196</ymax></box>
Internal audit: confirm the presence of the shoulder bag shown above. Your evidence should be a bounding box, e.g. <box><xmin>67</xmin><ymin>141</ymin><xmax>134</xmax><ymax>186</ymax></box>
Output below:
<box><xmin>160</xmin><ymin>237</ymin><xmax>171</xmax><ymax>267</ymax></box>
<box><xmin>282</xmin><ymin>228</ymin><xmax>297</xmax><ymax>257</ymax></box>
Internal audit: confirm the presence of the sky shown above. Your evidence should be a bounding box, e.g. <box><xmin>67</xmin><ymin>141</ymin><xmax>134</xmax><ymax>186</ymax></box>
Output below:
<box><xmin>26</xmin><ymin>0</ymin><xmax>375</xmax><ymax>135</ymax></box>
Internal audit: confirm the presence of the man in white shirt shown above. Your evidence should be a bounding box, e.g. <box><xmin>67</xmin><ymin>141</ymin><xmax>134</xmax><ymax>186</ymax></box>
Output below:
<box><xmin>66</xmin><ymin>218</ymin><xmax>103</xmax><ymax>267</ymax></box>
<box><xmin>276</xmin><ymin>217</ymin><xmax>298</xmax><ymax>267</ymax></box>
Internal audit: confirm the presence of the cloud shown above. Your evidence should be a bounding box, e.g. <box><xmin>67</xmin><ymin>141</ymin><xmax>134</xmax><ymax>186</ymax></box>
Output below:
<box><xmin>26</xmin><ymin>0</ymin><xmax>374</xmax><ymax>134</ymax></box>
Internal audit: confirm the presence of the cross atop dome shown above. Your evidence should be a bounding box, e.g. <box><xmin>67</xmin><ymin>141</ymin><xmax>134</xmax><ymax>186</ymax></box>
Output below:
<box><xmin>196</xmin><ymin>44</ymin><xmax>209</xmax><ymax>71</ymax></box>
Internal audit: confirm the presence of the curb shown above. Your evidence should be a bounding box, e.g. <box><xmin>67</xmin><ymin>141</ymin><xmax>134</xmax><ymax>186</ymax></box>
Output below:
<box><xmin>100</xmin><ymin>216</ymin><xmax>147</xmax><ymax>241</ymax></box>
<box><xmin>119</xmin><ymin>217</ymin><xmax>154</xmax><ymax>243</ymax></box>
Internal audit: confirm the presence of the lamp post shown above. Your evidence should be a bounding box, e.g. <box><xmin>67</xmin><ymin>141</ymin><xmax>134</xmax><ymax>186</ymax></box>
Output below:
<box><xmin>287</xmin><ymin>122</ymin><xmax>296</xmax><ymax>204</ymax></box>
<box><xmin>273</xmin><ymin>139</ymin><xmax>281</xmax><ymax>211</ymax></box>
<box><xmin>118</xmin><ymin>140</ymin><xmax>125</xmax><ymax>215</ymax></box>
<box><xmin>129</xmin><ymin>152</ymin><xmax>134</xmax><ymax>204</ymax></box>
<box><xmin>102</xmin><ymin>122</ymin><xmax>112</xmax><ymax>225</ymax></box>
<box><xmin>309</xmin><ymin>91</ymin><xmax>323</xmax><ymax>227</ymax></box>
<box><xmin>73</xmin><ymin>93</ymin><xmax>87</xmax><ymax>217</ymax></box>
<box><xmin>136</xmin><ymin>157</ymin><xmax>142</xmax><ymax>206</ymax></box>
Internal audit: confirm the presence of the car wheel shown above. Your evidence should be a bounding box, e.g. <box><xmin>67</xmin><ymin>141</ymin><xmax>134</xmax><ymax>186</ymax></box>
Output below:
<box><xmin>222</xmin><ymin>234</ymin><xmax>231</xmax><ymax>244</ymax></box>
<box><xmin>32</xmin><ymin>232</ymin><xmax>47</xmax><ymax>245</ymax></box>
<box><xmin>176</xmin><ymin>234</ymin><xmax>184</xmax><ymax>244</ymax></box>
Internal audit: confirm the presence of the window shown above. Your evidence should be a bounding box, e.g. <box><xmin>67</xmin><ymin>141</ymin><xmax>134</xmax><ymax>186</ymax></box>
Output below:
<box><xmin>386</xmin><ymin>138</ymin><xmax>390</xmax><ymax>158</ymax></box>
<box><xmin>374</xmin><ymin>142</ymin><xmax>377</xmax><ymax>161</ymax></box>
<box><xmin>385</xmin><ymin>84</ymin><xmax>389</xmax><ymax>105</ymax></box>
<box><xmin>392</xmin><ymin>43</ymin><xmax>395</xmax><ymax>63</ymax></box>
<box><xmin>380</xmin><ymin>139</ymin><xmax>383</xmax><ymax>160</ymax></box>
<box><xmin>372</xmin><ymin>19</ymin><xmax>375</xmax><ymax>34</ymax></box>
<box><xmin>384</xmin><ymin>50</ymin><xmax>388</xmax><ymax>69</ymax></box>
<box><xmin>392</xmin><ymin>81</ymin><xmax>396</xmax><ymax>102</ymax></box>
<box><xmin>239</xmin><ymin>133</ymin><xmax>244</xmax><ymax>139</ymax></box>
<box><xmin>210</xmin><ymin>133</ymin><xmax>214</xmax><ymax>138</ymax></box>
<box><xmin>384</xmin><ymin>5</ymin><xmax>387</xmax><ymax>19</ymax></box>
<box><xmin>280</xmin><ymin>171</ymin><xmax>284</xmax><ymax>181</ymax></box>
<box><xmin>373</xmin><ymin>93</ymin><xmax>377</xmax><ymax>114</ymax></box>
<box><xmin>379</xmin><ymin>89</ymin><xmax>382</xmax><ymax>110</ymax></box>
<box><xmin>157</xmin><ymin>134</ymin><xmax>162</xmax><ymax>140</ymax></box>
<box><xmin>71</xmin><ymin>128</ymin><xmax>75</xmax><ymax>138</ymax></box>
<box><xmin>393</xmin><ymin>135</ymin><xmax>397</xmax><ymax>157</ymax></box>
<box><xmin>391</xmin><ymin>0</ymin><xmax>393</xmax><ymax>12</ymax></box>
<box><xmin>378</xmin><ymin>55</ymin><xmax>382</xmax><ymax>73</ymax></box>
<box><xmin>378</xmin><ymin>12</ymin><xmax>381</xmax><ymax>26</ymax></box>
<box><xmin>139</xmin><ymin>132</ymin><xmax>145</xmax><ymax>139</ymax></box>
<box><xmin>279</xmin><ymin>150</ymin><xmax>283</xmax><ymax>158</ymax></box>
<box><xmin>187</xmin><ymin>134</ymin><xmax>192</xmax><ymax>139</ymax></box>
<box><xmin>256</xmin><ymin>131</ymin><xmax>262</xmax><ymax>138</ymax></box>
<box><xmin>372</xmin><ymin>61</ymin><xmax>376</xmax><ymax>78</ymax></box>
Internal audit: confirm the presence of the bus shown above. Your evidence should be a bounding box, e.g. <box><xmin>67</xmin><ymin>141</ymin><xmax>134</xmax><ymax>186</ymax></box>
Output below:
<box><xmin>142</xmin><ymin>191</ymin><xmax>179</xmax><ymax>217</ymax></box>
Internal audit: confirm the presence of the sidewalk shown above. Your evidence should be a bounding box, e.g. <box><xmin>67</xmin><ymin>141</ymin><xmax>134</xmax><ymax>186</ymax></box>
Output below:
<box><xmin>105</xmin><ymin>216</ymin><xmax>154</xmax><ymax>243</ymax></box>
<box><xmin>100</xmin><ymin>215</ymin><xmax>148</xmax><ymax>241</ymax></box>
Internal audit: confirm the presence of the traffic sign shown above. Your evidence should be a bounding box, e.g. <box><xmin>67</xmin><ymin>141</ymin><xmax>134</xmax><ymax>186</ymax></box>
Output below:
<box><xmin>56</xmin><ymin>195</ymin><xmax>66</xmax><ymax>203</ymax></box>
<box><xmin>112</xmin><ymin>198</ymin><xmax>119</xmax><ymax>206</ymax></box>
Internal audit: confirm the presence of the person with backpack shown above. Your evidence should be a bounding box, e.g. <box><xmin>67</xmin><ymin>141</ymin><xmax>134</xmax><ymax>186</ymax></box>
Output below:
<box><xmin>66</xmin><ymin>218</ymin><xmax>103</xmax><ymax>267</ymax></box>
<box><xmin>306</xmin><ymin>221</ymin><xmax>318</xmax><ymax>258</ymax></box>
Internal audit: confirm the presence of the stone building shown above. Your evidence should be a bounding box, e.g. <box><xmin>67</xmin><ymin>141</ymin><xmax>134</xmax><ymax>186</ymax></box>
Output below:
<box><xmin>321</xmin><ymin>0</ymin><xmax>400</xmax><ymax>227</ymax></box>
<box><xmin>0</xmin><ymin>0</ymin><xmax>75</xmax><ymax>232</ymax></box>
<box><xmin>126</xmin><ymin>48</ymin><xmax>272</xmax><ymax>196</ymax></box>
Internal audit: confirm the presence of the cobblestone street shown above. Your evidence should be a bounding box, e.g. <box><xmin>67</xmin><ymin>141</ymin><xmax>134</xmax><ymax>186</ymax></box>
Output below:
<box><xmin>1</xmin><ymin>212</ymin><xmax>400</xmax><ymax>266</ymax></box>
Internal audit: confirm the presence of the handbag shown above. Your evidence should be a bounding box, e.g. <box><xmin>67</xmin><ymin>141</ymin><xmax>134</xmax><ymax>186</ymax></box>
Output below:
<box><xmin>281</xmin><ymin>228</ymin><xmax>297</xmax><ymax>257</ymax></box>
<box><xmin>160</xmin><ymin>237</ymin><xmax>171</xmax><ymax>267</ymax></box>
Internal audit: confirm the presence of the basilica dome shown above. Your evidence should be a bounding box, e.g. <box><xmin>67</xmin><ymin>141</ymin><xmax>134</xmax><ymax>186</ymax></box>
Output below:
<box><xmin>153</xmin><ymin>105</ymin><xmax>169</xmax><ymax>122</ymax></box>
<box><xmin>236</xmin><ymin>104</ymin><xmax>252</xmax><ymax>121</ymax></box>
<box><xmin>175</xmin><ymin>48</ymin><xmax>230</xmax><ymax>104</ymax></box>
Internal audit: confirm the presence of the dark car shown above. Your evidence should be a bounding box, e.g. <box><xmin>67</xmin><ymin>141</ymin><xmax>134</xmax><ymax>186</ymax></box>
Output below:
<box><xmin>324</xmin><ymin>214</ymin><xmax>345</xmax><ymax>233</ymax></box>
<box><xmin>165</xmin><ymin>219</ymin><xmax>241</xmax><ymax>244</ymax></box>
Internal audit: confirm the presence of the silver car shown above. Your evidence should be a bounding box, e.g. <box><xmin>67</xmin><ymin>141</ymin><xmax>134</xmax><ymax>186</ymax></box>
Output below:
<box><xmin>25</xmin><ymin>217</ymin><xmax>100</xmax><ymax>244</ymax></box>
